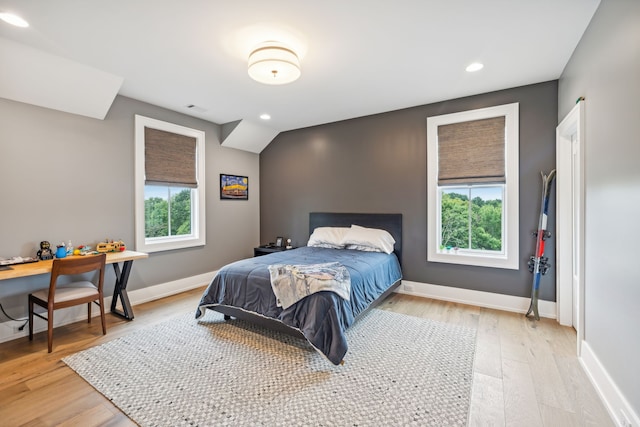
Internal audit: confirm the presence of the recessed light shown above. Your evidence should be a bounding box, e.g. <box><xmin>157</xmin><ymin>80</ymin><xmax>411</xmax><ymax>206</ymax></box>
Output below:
<box><xmin>259</xmin><ymin>113</ymin><xmax>271</xmax><ymax>120</ymax></box>
<box><xmin>466</xmin><ymin>62</ymin><xmax>484</xmax><ymax>72</ymax></box>
<box><xmin>0</xmin><ymin>12</ymin><xmax>29</xmax><ymax>28</ymax></box>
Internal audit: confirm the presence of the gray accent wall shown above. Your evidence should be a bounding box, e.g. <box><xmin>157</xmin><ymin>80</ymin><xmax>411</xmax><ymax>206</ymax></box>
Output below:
<box><xmin>0</xmin><ymin>95</ymin><xmax>260</xmax><ymax>317</ymax></box>
<box><xmin>260</xmin><ymin>81</ymin><xmax>558</xmax><ymax>300</ymax></box>
<box><xmin>559</xmin><ymin>0</ymin><xmax>640</xmax><ymax>415</ymax></box>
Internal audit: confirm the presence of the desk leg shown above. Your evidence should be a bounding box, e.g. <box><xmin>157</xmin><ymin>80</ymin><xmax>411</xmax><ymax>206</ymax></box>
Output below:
<box><xmin>110</xmin><ymin>260</ymin><xmax>135</xmax><ymax>320</ymax></box>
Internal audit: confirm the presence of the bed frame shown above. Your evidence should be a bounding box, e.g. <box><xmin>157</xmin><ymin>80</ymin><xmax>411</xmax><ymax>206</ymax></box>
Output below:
<box><xmin>214</xmin><ymin>212</ymin><xmax>403</xmax><ymax>339</ymax></box>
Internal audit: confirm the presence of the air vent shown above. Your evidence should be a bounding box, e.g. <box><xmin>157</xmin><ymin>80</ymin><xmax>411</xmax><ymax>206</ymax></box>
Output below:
<box><xmin>185</xmin><ymin>104</ymin><xmax>207</xmax><ymax>113</ymax></box>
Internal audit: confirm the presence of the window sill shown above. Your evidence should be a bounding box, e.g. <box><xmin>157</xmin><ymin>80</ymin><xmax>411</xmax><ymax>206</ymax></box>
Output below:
<box><xmin>137</xmin><ymin>235</ymin><xmax>205</xmax><ymax>254</ymax></box>
<box><xmin>427</xmin><ymin>251</ymin><xmax>518</xmax><ymax>270</ymax></box>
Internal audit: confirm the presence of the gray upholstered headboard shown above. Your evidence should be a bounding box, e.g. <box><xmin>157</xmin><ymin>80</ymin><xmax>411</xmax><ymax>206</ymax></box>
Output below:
<box><xmin>308</xmin><ymin>212</ymin><xmax>403</xmax><ymax>264</ymax></box>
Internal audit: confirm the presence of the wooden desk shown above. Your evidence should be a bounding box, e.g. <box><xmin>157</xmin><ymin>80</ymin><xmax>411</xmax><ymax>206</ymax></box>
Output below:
<box><xmin>0</xmin><ymin>250</ymin><xmax>148</xmax><ymax>320</ymax></box>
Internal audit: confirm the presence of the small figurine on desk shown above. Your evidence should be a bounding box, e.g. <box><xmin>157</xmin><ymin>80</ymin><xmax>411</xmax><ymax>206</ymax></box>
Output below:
<box><xmin>286</xmin><ymin>238</ymin><xmax>292</xmax><ymax>249</ymax></box>
<box><xmin>37</xmin><ymin>241</ymin><xmax>54</xmax><ymax>260</ymax></box>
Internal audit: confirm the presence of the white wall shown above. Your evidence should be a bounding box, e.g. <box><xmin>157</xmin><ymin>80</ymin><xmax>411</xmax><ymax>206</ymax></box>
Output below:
<box><xmin>558</xmin><ymin>0</ymin><xmax>640</xmax><ymax>421</ymax></box>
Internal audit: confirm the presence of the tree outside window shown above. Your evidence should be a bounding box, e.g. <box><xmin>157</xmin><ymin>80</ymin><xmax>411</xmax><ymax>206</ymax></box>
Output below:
<box><xmin>144</xmin><ymin>186</ymin><xmax>193</xmax><ymax>238</ymax></box>
<box><xmin>440</xmin><ymin>186</ymin><xmax>503</xmax><ymax>252</ymax></box>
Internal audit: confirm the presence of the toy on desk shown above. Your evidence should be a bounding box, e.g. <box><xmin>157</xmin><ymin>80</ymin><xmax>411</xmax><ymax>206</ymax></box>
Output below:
<box><xmin>73</xmin><ymin>245</ymin><xmax>93</xmax><ymax>255</ymax></box>
<box><xmin>96</xmin><ymin>240</ymin><xmax>126</xmax><ymax>253</ymax></box>
<box><xmin>37</xmin><ymin>241</ymin><xmax>54</xmax><ymax>260</ymax></box>
<box><xmin>55</xmin><ymin>243</ymin><xmax>67</xmax><ymax>259</ymax></box>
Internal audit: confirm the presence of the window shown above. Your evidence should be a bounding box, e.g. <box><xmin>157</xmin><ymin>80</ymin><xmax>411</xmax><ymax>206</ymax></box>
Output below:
<box><xmin>427</xmin><ymin>103</ymin><xmax>519</xmax><ymax>269</ymax></box>
<box><xmin>134</xmin><ymin>115</ymin><xmax>206</xmax><ymax>253</ymax></box>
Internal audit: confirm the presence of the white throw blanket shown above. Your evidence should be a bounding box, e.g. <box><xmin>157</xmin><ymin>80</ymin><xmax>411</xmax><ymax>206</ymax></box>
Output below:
<box><xmin>267</xmin><ymin>262</ymin><xmax>351</xmax><ymax>309</ymax></box>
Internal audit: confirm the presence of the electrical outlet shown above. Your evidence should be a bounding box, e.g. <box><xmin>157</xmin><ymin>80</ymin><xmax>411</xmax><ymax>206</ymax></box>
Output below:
<box><xmin>12</xmin><ymin>325</ymin><xmax>23</xmax><ymax>334</ymax></box>
<box><xmin>620</xmin><ymin>409</ymin><xmax>632</xmax><ymax>427</ymax></box>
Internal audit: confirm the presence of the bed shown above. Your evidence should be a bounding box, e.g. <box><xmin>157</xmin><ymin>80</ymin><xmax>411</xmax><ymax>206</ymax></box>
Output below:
<box><xmin>196</xmin><ymin>212</ymin><xmax>403</xmax><ymax>365</ymax></box>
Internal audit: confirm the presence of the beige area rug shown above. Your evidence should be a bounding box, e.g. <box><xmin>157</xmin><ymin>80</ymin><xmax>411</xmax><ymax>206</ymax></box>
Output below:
<box><xmin>63</xmin><ymin>308</ymin><xmax>477</xmax><ymax>426</ymax></box>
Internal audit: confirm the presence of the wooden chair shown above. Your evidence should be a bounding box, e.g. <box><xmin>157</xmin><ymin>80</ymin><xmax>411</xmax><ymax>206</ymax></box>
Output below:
<box><xmin>29</xmin><ymin>254</ymin><xmax>107</xmax><ymax>352</ymax></box>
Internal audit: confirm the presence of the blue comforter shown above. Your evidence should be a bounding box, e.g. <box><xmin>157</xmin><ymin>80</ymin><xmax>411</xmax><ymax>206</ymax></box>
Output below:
<box><xmin>196</xmin><ymin>246</ymin><xmax>402</xmax><ymax>365</ymax></box>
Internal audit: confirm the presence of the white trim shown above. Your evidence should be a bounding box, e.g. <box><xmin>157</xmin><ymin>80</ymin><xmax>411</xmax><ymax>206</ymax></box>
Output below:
<box><xmin>0</xmin><ymin>270</ymin><xmax>216</xmax><ymax>344</ymax></box>
<box><xmin>398</xmin><ymin>280</ymin><xmax>557</xmax><ymax>318</ymax></box>
<box><xmin>580</xmin><ymin>341</ymin><xmax>639</xmax><ymax>427</ymax></box>
<box><xmin>427</xmin><ymin>103</ymin><xmax>520</xmax><ymax>269</ymax></box>
<box><xmin>556</xmin><ymin>100</ymin><xmax>585</xmax><ymax>354</ymax></box>
<box><xmin>134</xmin><ymin>115</ymin><xmax>206</xmax><ymax>253</ymax></box>
<box><xmin>118</xmin><ymin>271</ymin><xmax>215</xmax><ymax>306</ymax></box>
<box><xmin>1</xmin><ymin>274</ymin><xmax>554</xmax><ymax>343</ymax></box>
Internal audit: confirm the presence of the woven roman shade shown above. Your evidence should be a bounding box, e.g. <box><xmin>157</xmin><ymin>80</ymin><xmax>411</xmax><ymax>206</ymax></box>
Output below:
<box><xmin>437</xmin><ymin>116</ymin><xmax>505</xmax><ymax>185</ymax></box>
<box><xmin>144</xmin><ymin>127</ymin><xmax>197</xmax><ymax>187</ymax></box>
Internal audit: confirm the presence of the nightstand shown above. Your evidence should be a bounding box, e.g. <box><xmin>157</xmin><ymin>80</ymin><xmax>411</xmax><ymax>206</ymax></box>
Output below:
<box><xmin>253</xmin><ymin>246</ymin><xmax>295</xmax><ymax>257</ymax></box>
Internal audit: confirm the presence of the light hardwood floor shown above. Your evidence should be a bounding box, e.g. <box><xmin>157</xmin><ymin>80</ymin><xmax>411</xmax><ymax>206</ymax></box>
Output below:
<box><xmin>0</xmin><ymin>289</ymin><xmax>613</xmax><ymax>426</ymax></box>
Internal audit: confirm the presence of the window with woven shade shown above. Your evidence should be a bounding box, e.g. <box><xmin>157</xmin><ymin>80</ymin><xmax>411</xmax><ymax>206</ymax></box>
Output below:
<box><xmin>427</xmin><ymin>103</ymin><xmax>519</xmax><ymax>270</ymax></box>
<box><xmin>134</xmin><ymin>115</ymin><xmax>206</xmax><ymax>253</ymax></box>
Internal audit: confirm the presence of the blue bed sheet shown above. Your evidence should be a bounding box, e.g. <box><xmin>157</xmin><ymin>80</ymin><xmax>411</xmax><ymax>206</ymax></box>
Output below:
<box><xmin>196</xmin><ymin>246</ymin><xmax>402</xmax><ymax>365</ymax></box>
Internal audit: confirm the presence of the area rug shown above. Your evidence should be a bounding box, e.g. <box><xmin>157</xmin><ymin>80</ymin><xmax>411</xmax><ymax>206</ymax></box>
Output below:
<box><xmin>63</xmin><ymin>309</ymin><xmax>477</xmax><ymax>426</ymax></box>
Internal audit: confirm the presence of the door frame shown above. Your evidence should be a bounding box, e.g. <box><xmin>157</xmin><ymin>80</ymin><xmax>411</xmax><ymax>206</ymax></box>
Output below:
<box><xmin>556</xmin><ymin>100</ymin><xmax>585</xmax><ymax>355</ymax></box>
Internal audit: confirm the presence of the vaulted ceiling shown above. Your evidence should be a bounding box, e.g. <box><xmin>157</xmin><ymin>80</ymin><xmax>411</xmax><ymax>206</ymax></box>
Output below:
<box><xmin>1</xmin><ymin>1</ymin><xmax>600</xmax><ymax>150</ymax></box>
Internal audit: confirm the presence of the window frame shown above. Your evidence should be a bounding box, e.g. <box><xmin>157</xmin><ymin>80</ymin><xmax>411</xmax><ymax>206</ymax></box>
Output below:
<box><xmin>427</xmin><ymin>103</ymin><xmax>519</xmax><ymax>269</ymax></box>
<box><xmin>134</xmin><ymin>115</ymin><xmax>206</xmax><ymax>253</ymax></box>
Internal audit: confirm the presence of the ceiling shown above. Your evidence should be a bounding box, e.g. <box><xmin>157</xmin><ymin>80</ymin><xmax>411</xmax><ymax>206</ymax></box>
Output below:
<box><xmin>1</xmin><ymin>1</ymin><xmax>600</xmax><ymax>134</ymax></box>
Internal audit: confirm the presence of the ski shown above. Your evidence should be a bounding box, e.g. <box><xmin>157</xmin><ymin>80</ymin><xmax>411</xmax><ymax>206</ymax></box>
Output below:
<box><xmin>526</xmin><ymin>169</ymin><xmax>556</xmax><ymax>320</ymax></box>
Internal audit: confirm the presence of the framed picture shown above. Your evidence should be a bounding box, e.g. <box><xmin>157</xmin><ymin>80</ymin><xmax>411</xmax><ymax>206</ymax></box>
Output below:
<box><xmin>220</xmin><ymin>174</ymin><xmax>248</xmax><ymax>200</ymax></box>
<box><xmin>275</xmin><ymin>237</ymin><xmax>284</xmax><ymax>247</ymax></box>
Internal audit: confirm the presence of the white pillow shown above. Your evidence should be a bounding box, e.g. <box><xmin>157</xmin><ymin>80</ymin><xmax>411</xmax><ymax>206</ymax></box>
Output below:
<box><xmin>307</xmin><ymin>227</ymin><xmax>350</xmax><ymax>249</ymax></box>
<box><xmin>341</xmin><ymin>225</ymin><xmax>395</xmax><ymax>254</ymax></box>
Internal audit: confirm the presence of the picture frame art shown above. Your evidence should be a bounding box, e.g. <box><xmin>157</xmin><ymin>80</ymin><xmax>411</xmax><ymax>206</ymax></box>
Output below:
<box><xmin>220</xmin><ymin>174</ymin><xmax>248</xmax><ymax>200</ymax></box>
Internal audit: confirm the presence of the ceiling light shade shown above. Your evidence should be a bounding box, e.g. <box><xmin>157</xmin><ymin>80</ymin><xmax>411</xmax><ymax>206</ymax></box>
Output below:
<box><xmin>248</xmin><ymin>42</ymin><xmax>300</xmax><ymax>85</ymax></box>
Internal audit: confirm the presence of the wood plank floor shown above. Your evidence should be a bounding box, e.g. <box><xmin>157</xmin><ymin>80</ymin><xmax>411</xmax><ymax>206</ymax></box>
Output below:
<box><xmin>0</xmin><ymin>289</ymin><xmax>613</xmax><ymax>426</ymax></box>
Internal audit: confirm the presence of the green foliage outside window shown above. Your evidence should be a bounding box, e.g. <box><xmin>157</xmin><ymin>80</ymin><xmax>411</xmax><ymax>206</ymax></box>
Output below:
<box><xmin>440</xmin><ymin>190</ymin><xmax>502</xmax><ymax>251</ymax></box>
<box><xmin>145</xmin><ymin>188</ymin><xmax>192</xmax><ymax>238</ymax></box>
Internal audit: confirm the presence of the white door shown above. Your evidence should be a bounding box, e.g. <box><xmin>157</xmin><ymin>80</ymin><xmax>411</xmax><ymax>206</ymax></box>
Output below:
<box><xmin>556</xmin><ymin>100</ymin><xmax>585</xmax><ymax>355</ymax></box>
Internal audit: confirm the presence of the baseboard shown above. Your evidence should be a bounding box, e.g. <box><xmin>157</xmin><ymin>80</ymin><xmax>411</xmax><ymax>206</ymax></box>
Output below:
<box><xmin>397</xmin><ymin>280</ymin><xmax>557</xmax><ymax>319</ymax></box>
<box><xmin>580</xmin><ymin>341</ymin><xmax>639</xmax><ymax>427</ymax></box>
<box><xmin>0</xmin><ymin>275</ymin><xmax>553</xmax><ymax>343</ymax></box>
<box><xmin>113</xmin><ymin>271</ymin><xmax>216</xmax><ymax>307</ymax></box>
<box><xmin>0</xmin><ymin>270</ymin><xmax>216</xmax><ymax>344</ymax></box>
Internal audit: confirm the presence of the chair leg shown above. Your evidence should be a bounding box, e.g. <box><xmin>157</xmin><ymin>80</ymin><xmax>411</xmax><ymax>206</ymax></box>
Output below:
<box><xmin>99</xmin><ymin>301</ymin><xmax>106</xmax><ymax>335</ymax></box>
<box><xmin>87</xmin><ymin>302</ymin><xmax>92</xmax><ymax>323</ymax></box>
<box><xmin>47</xmin><ymin>307</ymin><xmax>54</xmax><ymax>353</ymax></box>
<box><xmin>28</xmin><ymin>295</ymin><xmax>33</xmax><ymax>341</ymax></box>
<box><xmin>96</xmin><ymin>299</ymin><xmax>107</xmax><ymax>335</ymax></box>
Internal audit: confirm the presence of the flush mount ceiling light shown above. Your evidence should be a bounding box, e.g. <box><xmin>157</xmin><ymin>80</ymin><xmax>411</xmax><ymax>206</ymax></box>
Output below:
<box><xmin>248</xmin><ymin>41</ymin><xmax>300</xmax><ymax>85</ymax></box>
<box><xmin>0</xmin><ymin>12</ymin><xmax>29</xmax><ymax>27</ymax></box>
